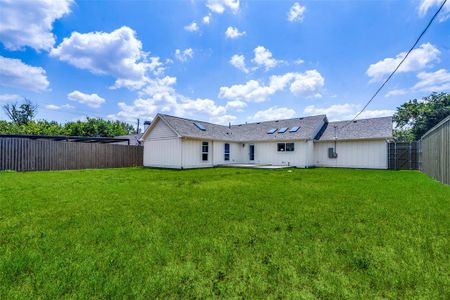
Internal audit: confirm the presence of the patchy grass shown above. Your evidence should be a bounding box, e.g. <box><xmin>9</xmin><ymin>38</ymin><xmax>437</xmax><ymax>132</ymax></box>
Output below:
<box><xmin>0</xmin><ymin>167</ymin><xmax>449</xmax><ymax>298</ymax></box>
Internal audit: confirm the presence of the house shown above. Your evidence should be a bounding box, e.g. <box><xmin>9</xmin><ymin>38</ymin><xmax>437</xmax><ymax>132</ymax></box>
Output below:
<box><xmin>141</xmin><ymin>113</ymin><xmax>393</xmax><ymax>169</ymax></box>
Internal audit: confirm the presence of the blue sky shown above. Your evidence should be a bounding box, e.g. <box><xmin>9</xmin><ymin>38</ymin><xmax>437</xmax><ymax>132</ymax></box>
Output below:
<box><xmin>0</xmin><ymin>0</ymin><xmax>449</xmax><ymax>126</ymax></box>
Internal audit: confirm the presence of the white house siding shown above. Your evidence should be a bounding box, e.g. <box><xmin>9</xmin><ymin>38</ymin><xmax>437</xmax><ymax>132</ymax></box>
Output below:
<box><xmin>181</xmin><ymin>138</ymin><xmax>215</xmax><ymax>169</ymax></box>
<box><xmin>147</xmin><ymin>118</ymin><xmax>177</xmax><ymax>139</ymax></box>
<box><xmin>143</xmin><ymin>119</ymin><xmax>182</xmax><ymax>168</ymax></box>
<box><xmin>144</xmin><ymin>139</ymin><xmax>182</xmax><ymax>168</ymax></box>
<box><xmin>313</xmin><ymin>140</ymin><xmax>388</xmax><ymax>169</ymax></box>
<box><xmin>237</xmin><ymin>140</ymin><xmax>311</xmax><ymax>167</ymax></box>
<box><xmin>212</xmin><ymin>141</ymin><xmax>242</xmax><ymax>165</ymax></box>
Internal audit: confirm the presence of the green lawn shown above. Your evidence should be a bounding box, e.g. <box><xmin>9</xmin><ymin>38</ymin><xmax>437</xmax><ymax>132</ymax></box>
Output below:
<box><xmin>0</xmin><ymin>168</ymin><xmax>449</xmax><ymax>298</ymax></box>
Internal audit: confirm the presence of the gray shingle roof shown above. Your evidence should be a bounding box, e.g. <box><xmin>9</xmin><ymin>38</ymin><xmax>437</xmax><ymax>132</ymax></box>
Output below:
<box><xmin>317</xmin><ymin>117</ymin><xmax>393</xmax><ymax>141</ymax></box>
<box><xmin>156</xmin><ymin>114</ymin><xmax>392</xmax><ymax>142</ymax></box>
<box><xmin>158</xmin><ymin>113</ymin><xmax>327</xmax><ymax>141</ymax></box>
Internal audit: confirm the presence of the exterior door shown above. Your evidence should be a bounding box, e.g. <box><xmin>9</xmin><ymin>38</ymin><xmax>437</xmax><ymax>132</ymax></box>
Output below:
<box><xmin>249</xmin><ymin>144</ymin><xmax>255</xmax><ymax>161</ymax></box>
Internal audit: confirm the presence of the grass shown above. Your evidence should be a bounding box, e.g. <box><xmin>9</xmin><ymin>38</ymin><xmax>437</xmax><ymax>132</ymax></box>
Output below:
<box><xmin>0</xmin><ymin>167</ymin><xmax>449</xmax><ymax>299</ymax></box>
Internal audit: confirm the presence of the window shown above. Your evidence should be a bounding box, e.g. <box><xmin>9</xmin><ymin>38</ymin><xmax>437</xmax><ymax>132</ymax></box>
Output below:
<box><xmin>278</xmin><ymin>127</ymin><xmax>288</xmax><ymax>133</ymax></box>
<box><xmin>278</xmin><ymin>142</ymin><xmax>295</xmax><ymax>152</ymax></box>
<box><xmin>224</xmin><ymin>143</ymin><xmax>230</xmax><ymax>161</ymax></box>
<box><xmin>267</xmin><ymin>128</ymin><xmax>277</xmax><ymax>134</ymax></box>
<box><xmin>194</xmin><ymin>122</ymin><xmax>206</xmax><ymax>131</ymax></box>
<box><xmin>289</xmin><ymin>126</ymin><xmax>300</xmax><ymax>132</ymax></box>
<box><xmin>328</xmin><ymin>147</ymin><xmax>337</xmax><ymax>158</ymax></box>
<box><xmin>202</xmin><ymin>141</ymin><xmax>209</xmax><ymax>161</ymax></box>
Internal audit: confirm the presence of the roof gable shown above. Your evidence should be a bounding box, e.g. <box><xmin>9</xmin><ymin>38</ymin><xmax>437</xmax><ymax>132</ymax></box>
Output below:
<box><xmin>141</xmin><ymin>114</ymin><xmax>180</xmax><ymax>141</ymax></box>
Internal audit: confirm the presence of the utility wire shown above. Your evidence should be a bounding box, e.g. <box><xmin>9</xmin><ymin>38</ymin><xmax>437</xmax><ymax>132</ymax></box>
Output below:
<box><xmin>340</xmin><ymin>0</ymin><xmax>448</xmax><ymax>130</ymax></box>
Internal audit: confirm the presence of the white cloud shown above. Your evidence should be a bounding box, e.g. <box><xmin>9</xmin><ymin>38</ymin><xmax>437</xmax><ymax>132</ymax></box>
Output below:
<box><xmin>180</xmin><ymin>98</ymin><xmax>226</xmax><ymax>117</ymax></box>
<box><xmin>175</xmin><ymin>48</ymin><xmax>194</xmax><ymax>62</ymax></box>
<box><xmin>219</xmin><ymin>80</ymin><xmax>271</xmax><ymax>102</ymax></box>
<box><xmin>367</xmin><ymin>43</ymin><xmax>440</xmax><ymax>81</ymax></box>
<box><xmin>287</xmin><ymin>2</ymin><xmax>306</xmax><ymax>23</ymax></box>
<box><xmin>387</xmin><ymin>68</ymin><xmax>450</xmax><ymax>97</ymax></box>
<box><xmin>0</xmin><ymin>94</ymin><xmax>22</xmax><ymax>102</ymax></box>
<box><xmin>211</xmin><ymin>114</ymin><xmax>237</xmax><ymax>125</ymax></box>
<box><xmin>67</xmin><ymin>90</ymin><xmax>106</xmax><ymax>108</ymax></box>
<box><xmin>252</xmin><ymin>106</ymin><xmax>296</xmax><ymax>121</ymax></box>
<box><xmin>304</xmin><ymin>103</ymin><xmax>357</xmax><ymax>120</ymax></box>
<box><xmin>45</xmin><ymin>104</ymin><xmax>74</xmax><ymax>110</ymax></box>
<box><xmin>219</xmin><ymin>70</ymin><xmax>324</xmax><ymax>102</ymax></box>
<box><xmin>0</xmin><ymin>56</ymin><xmax>49</xmax><ymax>91</ymax></box>
<box><xmin>413</xmin><ymin>69</ymin><xmax>450</xmax><ymax>92</ymax></box>
<box><xmin>108</xmin><ymin>98</ymin><xmax>160</xmax><ymax>123</ymax></box>
<box><xmin>418</xmin><ymin>0</ymin><xmax>450</xmax><ymax>21</ymax></box>
<box><xmin>206</xmin><ymin>0</ymin><xmax>240</xmax><ymax>14</ymax></box>
<box><xmin>253</xmin><ymin>46</ymin><xmax>280</xmax><ymax>71</ymax></box>
<box><xmin>225</xmin><ymin>26</ymin><xmax>246</xmax><ymax>39</ymax></box>
<box><xmin>203</xmin><ymin>14</ymin><xmax>211</xmax><ymax>24</ymax></box>
<box><xmin>51</xmin><ymin>26</ymin><xmax>163</xmax><ymax>90</ymax></box>
<box><xmin>289</xmin><ymin>70</ymin><xmax>325</xmax><ymax>96</ymax></box>
<box><xmin>295</xmin><ymin>59</ymin><xmax>305</xmax><ymax>65</ymax></box>
<box><xmin>358</xmin><ymin>109</ymin><xmax>395</xmax><ymax>119</ymax></box>
<box><xmin>230</xmin><ymin>54</ymin><xmax>249</xmax><ymax>73</ymax></box>
<box><xmin>0</xmin><ymin>0</ymin><xmax>72</xmax><ymax>51</ymax></box>
<box><xmin>226</xmin><ymin>100</ymin><xmax>247</xmax><ymax>111</ymax></box>
<box><xmin>386</xmin><ymin>89</ymin><xmax>409</xmax><ymax>97</ymax></box>
<box><xmin>304</xmin><ymin>104</ymin><xmax>394</xmax><ymax>121</ymax></box>
<box><xmin>110</xmin><ymin>75</ymin><xmax>230</xmax><ymax>123</ymax></box>
<box><xmin>184</xmin><ymin>22</ymin><xmax>199</xmax><ymax>32</ymax></box>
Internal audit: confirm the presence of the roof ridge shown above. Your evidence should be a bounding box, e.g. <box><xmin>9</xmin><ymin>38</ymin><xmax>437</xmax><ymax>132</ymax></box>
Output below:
<box><xmin>232</xmin><ymin>114</ymin><xmax>326</xmax><ymax>126</ymax></box>
<box><xmin>328</xmin><ymin>116</ymin><xmax>393</xmax><ymax>124</ymax></box>
<box><xmin>159</xmin><ymin>113</ymin><xmax>229</xmax><ymax>127</ymax></box>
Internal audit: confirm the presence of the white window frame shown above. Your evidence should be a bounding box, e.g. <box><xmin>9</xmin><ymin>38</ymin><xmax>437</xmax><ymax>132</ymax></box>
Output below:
<box><xmin>202</xmin><ymin>141</ymin><xmax>209</xmax><ymax>161</ymax></box>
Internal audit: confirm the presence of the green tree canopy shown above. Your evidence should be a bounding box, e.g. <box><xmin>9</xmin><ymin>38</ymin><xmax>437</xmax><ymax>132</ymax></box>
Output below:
<box><xmin>0</xmin><ymin>118</ymin><xmax>135</xmax><ymax>137</ymax></box>
<box><xmin>393</xmin><ymin>92</ymin><xmax>450</xmax><ymax>141</ymax></box>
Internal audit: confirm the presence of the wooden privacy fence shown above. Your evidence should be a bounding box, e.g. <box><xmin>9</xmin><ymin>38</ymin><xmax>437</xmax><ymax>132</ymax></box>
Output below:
<box><xmin>387</xmin><ymin>142</ymin><xmax>419</xmax><ymax>170</ymax></box>
<box><xmin>0</xmin><ymin>137</ymin><xmax>143</xmax><ymax>172</ymax></box>
<box><xmin>420</xmin><ymin>115</ymin><xmax>450</xmax><ymax>185</ymax></box>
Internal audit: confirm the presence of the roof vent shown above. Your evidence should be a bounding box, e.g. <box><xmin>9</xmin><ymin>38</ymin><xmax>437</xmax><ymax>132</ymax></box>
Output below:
<box><xmin>275</xmin><ymin>120</ymin><xmax>279</xmax><ymax>123</ymax></box>
<box><xmin>353</xmin><ymin>120</ymin><xmax>357</xmax><ymax>123</ymax></box>
<box><xmin>299</xmin><ymin>117</ymin><xmax>304</xmax><ymax>120</ymax></box>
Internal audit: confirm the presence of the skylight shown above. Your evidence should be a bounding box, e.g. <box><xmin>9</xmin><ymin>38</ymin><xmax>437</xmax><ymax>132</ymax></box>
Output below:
<box><xmin>278</xmin><ymin>127</ymin><xmax>288</xmax><ymax>133</ymax></box>
<box><xmin>289</xmin><ymin>126</ymin><xmax>300</xmax><ymax>132</ymax></box>
<box><xmin>194</xmin><ymin>122</ymin><xmax>206</xmax><ymax>131</ymax></box>
<box><xmin>267</xmin><ymin>128</ymin><xmax>277</xmax><ymax>134</ymax></box>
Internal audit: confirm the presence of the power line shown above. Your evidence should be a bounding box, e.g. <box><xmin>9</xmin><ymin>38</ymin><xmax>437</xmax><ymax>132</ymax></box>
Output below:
<box><xmin>340</xmin><ymin>0</ymin><xmax>448</xmax><ymax>130</ymax></box>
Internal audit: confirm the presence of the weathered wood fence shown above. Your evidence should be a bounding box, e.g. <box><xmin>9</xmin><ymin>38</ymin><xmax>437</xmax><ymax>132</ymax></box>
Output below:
<box><xmin>0</xmin><ymin>138</ymin><xmax>143</xmax><ymax>172</ymax></box>
<box><xmin>387</xmin><ymin>142</ymin><xmax>419</xmax><ymax>170</ymax></box>
<box><xmin>420</xmin><ymin>115</ymin><xmax>450</xmax><ymax>185</ymax></box>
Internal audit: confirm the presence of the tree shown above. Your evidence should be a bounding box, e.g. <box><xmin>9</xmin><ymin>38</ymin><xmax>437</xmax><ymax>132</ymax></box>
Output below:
<box><xmin>2</xmin><ymin>99</ymin><xmax>38</xmax><ymax>125</ymax></box>
<box><xmin>393</xmin><ymin>92</ymin><xmax>450</xmax><ymax>141</ymax></box>
<box><xmin>0</xmin><ymin>117</ymin><xmax>134</xmax><ymax>137</ymax></box>
<box><xmin>63</xmin><ymin>118</ymin><xmax>135</xmax><ymax>137</ymax></box>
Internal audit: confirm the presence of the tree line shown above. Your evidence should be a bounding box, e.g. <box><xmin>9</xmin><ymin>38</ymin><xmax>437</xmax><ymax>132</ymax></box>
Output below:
<box><xmin>1</xmin><ymin>100</ymin><xmax>135</xmax><ymax>137</ymax></box>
